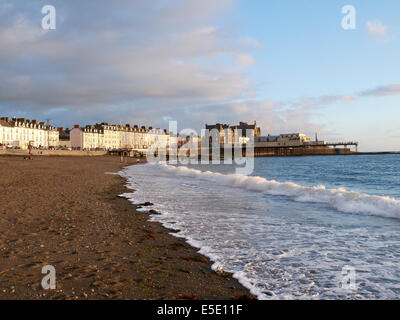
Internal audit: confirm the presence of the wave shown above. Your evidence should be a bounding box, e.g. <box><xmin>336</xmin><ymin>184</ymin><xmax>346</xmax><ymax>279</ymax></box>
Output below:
<box><xmin>157</xmin><ymin>163</ymin><xmax>400</xmax><ymax>219</ymax></box>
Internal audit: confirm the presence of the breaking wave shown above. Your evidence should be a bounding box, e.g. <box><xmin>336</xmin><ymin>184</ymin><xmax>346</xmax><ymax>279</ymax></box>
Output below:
<box><xmin>158</xmin><ymin>163</ymin><xmax>400</xmax><ymax>219</ymax></box>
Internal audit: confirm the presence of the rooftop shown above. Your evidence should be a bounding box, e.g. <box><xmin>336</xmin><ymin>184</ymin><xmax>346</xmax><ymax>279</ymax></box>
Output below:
<box><xmin>0</xmin><ymin>120</ymin><xmax>13</xmax><ymax>127</ymax></box>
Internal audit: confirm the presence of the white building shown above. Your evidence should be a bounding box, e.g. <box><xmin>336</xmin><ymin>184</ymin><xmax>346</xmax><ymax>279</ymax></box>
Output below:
<box><xmin>70</xmin><ymin>123</ymin><xmax>174</xmax><ymax>150</ymax></box>
<box><xmin>254</xmin><ymin>133</ymin><xmax>311</xmax><ymax>147</ymax></box>
<box><xmin>0</xmin><ymin>117</ymin><xmax>59</xmax><ymax>149</ymax></box>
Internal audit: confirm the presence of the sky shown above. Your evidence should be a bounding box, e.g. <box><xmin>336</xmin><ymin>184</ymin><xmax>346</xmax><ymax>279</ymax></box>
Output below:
<box><xmin>0</xmin><ymin>0</ymin><xmax>399</xmax><ymax>151</ymax></box>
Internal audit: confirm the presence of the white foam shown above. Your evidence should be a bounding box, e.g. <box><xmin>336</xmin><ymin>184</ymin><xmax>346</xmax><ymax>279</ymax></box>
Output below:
<box><xmin>158</xmin><ymin>163</ymin><xmax>400</xmax><ymax>219</ymax></box>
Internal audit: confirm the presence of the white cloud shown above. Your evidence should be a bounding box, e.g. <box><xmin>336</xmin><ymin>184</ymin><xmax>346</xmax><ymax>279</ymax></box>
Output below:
<box><xmin>0</xmin><ymin>0</ymin><xmax>259</xmax><ymax>128</ymax></box>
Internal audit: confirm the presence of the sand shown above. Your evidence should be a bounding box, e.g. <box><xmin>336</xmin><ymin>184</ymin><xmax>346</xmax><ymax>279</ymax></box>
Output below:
<box><xmin>0</xmin><ymin>155</ymin><xmax>253</xmax><ymax>300</ymax></box>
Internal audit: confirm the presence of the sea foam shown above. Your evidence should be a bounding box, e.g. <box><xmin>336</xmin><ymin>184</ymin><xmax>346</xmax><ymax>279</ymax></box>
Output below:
<box><xmin>158</xmin><ymin>163</ymin><xmax>400</xmax><ymax>219</ymax></box>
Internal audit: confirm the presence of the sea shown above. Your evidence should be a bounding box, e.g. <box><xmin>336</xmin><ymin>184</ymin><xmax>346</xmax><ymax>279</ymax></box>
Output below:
<box><xmin>120</xmin><ymin>154</ymin><xmax>400</xmax><ymax>300</ymax></box>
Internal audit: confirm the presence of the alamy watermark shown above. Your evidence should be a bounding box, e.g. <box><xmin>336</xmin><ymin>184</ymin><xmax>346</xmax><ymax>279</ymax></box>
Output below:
<box><xmin>41</xmin><ymin>5</ymin><xmax>56</xmax><ymax>30</ymax></box>
<box><xmin>342</xmin><ymin>5</ymin><xmax>356</xmax><ymax>30</ymax></box>
<box><xmin>339</xmin><ymin>265</ymin><xmax>357</xmax><ymax>291</ymax></box>
<box><xmin>39</xmin><ymin>4</ymin><xmax>356</xmax><ymax>31</ymax></box>
<box><xmin>41</xmin><ymin>265</ymin><xmax>56</xmax><ymax>290</ymax></box>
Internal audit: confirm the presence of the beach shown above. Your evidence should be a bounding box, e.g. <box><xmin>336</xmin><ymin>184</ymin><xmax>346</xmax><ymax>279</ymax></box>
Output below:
<box><xmin>0</xmin><ymin>155</ymin><xmax>252</xmax><ymax>300</ymax></box>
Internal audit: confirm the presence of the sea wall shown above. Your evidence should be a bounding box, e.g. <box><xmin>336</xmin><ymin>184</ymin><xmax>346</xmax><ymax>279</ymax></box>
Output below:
<box><xmin>253</xmin><ymin>146</ymin><xmax>353</xmax><ymax>157</ymax></box>
<box><xmin>0</xmin><ymin>149</ymin><xmax>107</xmax><ymax>157</ymax></box>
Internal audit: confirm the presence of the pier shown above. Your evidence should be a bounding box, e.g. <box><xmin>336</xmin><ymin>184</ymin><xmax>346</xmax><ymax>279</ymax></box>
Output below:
<box><xmin>253</xmin><ymin>145</ymin><xmax>356</xmax><ymax>157</ymax></box>
<box><xmin>324</xmin><ymin>141</ymin><xmax>358</xmax><ymax>152</ymax></box>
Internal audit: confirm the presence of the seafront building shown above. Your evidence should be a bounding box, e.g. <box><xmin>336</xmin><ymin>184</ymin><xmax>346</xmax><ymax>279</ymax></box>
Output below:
<box><xmin>205</xmin><ymin>121</ymin><xmax>261</xmax><ymax>144</ymax></box>
<box><xmin>203</xmin><ymin>122</ymin><xmax>315</xmax><ymax>147</ymax></box>
<box><xmin>0</xmin><ymin>117</ymin><xmax>59</xmax><ymax>149</ymax></box>
<box><xmin>0</xmin><ymin>115</ymin><xmax>357</xmax><ymax>156</ymax></box>
<box><xmin>204</xmin><ymin>122</ymin><xmax>317</xmax><ymax>148</ymax></box>
<box><xmin>0</xmin><ymin>116</ymin><xmax>176</xmax><ymax>152</ymax></box>
<box><xmin>70</xmin><ymin>123</ymin><xmax>176</xmax><ymax>150</ymax></box>
<box><xmin>254</xmin><ymin>133</ymin><xmax>312</xmax><ymax>147</ymax></box>
<box><xmin>202</xmin><ymin>122</ymin><xmax>357</xmax><ymax>156</ymax></box>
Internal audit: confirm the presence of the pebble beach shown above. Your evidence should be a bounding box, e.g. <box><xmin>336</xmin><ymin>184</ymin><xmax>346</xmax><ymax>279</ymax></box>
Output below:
<box><xmin>0</xmin><ymin>155</ymin><xmax>252</xmax><ymax>300</ymax></box>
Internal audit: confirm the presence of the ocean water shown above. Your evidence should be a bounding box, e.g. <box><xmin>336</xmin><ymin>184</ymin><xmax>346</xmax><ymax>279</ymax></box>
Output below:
<box><xmin>120</xmin><ymin>155</ymin><xmax>400</xmax><ymax>299</ymax></box>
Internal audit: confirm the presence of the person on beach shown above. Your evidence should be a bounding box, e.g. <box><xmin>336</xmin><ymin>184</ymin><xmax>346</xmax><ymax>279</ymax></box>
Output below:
<box><xmin>28</xmin><ymin>143</ymin><xmax>33</xmax><ymax>160</ymax></box>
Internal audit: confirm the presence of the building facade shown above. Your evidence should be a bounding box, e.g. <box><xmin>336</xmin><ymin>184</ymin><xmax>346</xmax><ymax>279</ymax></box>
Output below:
<box><xmin>254</xmin><ymin>133</ymin><xmax>311</xmax><ymax>147</ymax></box>
<box><xmin>0</xmin><ymin>117</ymin><xmax>59</xmax><ymax>149</ymax></box>
<box><xmin>70</xmin><ymin>123</ymin><xmax>175</xmax><ymax>150</ymax></box>
<box><xmin>205</xmin><ymin>121</ymin><xmax>261</xmax><ymax>146</ymax></box>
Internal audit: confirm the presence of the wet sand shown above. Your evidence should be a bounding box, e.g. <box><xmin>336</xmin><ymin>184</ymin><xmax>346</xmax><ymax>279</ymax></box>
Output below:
<box><xmin>0</xmin><ymin>155</ymin><xmax>253</xmax><ymax>300</ymax></box>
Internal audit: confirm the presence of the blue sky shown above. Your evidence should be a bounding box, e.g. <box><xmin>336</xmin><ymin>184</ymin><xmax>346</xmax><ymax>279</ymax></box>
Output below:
<box><xmin>239</xmin><ymin>1</ymin><xmax>399</xmax><ymax>97</ymax></box>
<box><xmin>235</xmin><ymin>0</ymin><xmax>400</xmax><ymax>150</ymax></box>
<box><xmin>0</xmin><ymin>0</ymin><xmax>399</xmax><ymax>151</ymax></box>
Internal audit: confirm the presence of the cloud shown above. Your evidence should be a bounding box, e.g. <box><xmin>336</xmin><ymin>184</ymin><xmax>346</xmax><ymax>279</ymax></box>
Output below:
<box><xmin>0</xmin><ymin>1</ymin><xmax>398</xmax><ymax>143</ymax></box>
<box><xmin>296</xmin><ymin>94</ymin><xmax>356</xmax><ymax>110</ymax></box>
<box><xmin>0</xmin><ymin>0</ymin><xmax>258</xmax><ymax>128</ymax></box>
<box><xmin>232</xmin><ymin>83</ymin><xmax>400</xmax><ymax>137</ymax></box>
<box><xmin>182</xmin><ymin>98</ymin><xmax>327</xmax><ymax>137</ymax></box>
<box><xmin>366</xmin><ymin>20</ymin><xmax>389</xmax><ymax>40</ymax></box>
<box><xmin>287</xmin><ymin>83</ymin><xmax>400</xmax><ymax>112</ymax></box>
<box><xmin>359</xmin><ymin>83</ymin><xmax>400</xmax><ymax>97</ymax></box>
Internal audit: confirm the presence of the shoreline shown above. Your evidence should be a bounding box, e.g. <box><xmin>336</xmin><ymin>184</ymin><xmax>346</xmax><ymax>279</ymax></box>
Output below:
<box><xmin>0</xmin><ymin>155</ymin><xmax>253</xmax><ymax>300</ymax></box>
<box><xmin>119</xmin><ymin>164</ymin><xmax>261</xmax><ymax>299</ymax></box>
<box><xmin>117</xmin><ymin>166</ymin><xmax>256</xmax><ymax>300</ymax></box>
